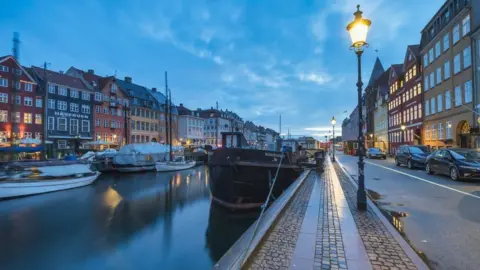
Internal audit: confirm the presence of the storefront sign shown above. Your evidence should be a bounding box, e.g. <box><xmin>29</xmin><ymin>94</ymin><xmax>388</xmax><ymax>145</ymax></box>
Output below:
<box><xmin>54</xmin><ymin>111</ymin><xmax>89</xmax><ymax>119</ymax></box>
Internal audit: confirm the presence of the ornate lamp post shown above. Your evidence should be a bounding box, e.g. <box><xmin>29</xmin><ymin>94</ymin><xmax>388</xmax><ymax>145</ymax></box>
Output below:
<box><xmin>401</xmin><ymin>124</ymin><xmax>406</xmax><ymax>143</ymax></box>
<box><xmin>331</xmin><ymin>116</ymin><xmax>336</xmax><ymax>162</ymax></box>
<box><xmin>347</xmin><ymin>5</ymin><xmax>371</xmax><ymax>211</ymax></box>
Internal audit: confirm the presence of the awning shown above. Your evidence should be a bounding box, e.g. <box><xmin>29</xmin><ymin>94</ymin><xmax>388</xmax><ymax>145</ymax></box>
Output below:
<box><xmin>0</xmin><ymin>146</ymin><xmax>44</xmax><ymax>153</ymax></box>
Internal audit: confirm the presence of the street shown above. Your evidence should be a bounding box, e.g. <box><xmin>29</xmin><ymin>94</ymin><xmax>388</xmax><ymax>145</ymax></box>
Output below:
<box><xmin>335</xmin><ymin>152</ymin><xmax>480</xmax><ymax>270</ymax></box>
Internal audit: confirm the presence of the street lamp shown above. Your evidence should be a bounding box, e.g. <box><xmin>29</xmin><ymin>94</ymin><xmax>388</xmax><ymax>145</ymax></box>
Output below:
<box><xmin>401</xmin><ymin>124</ymin><xmax>406</xmax><ymax>143</ymax></box>
<box><xmin>347</xmin><ymin>4</ymin><xmax>371</xmax><ymax>211</ymax></box>
<box><xmin>331</xmin><ymin>116</ymin><xmax>336</xmax><ymax>162</ymax></box>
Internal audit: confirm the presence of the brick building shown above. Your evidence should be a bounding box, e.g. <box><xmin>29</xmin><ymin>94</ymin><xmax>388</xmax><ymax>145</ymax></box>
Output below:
<box><xmin>387</xmin><ymin>64</ymin><xmax>405</xmax><ymax>155</ymax></box>
<box><xmin>0</xmin><ymin>55</ymin><xmax>41</xmax><ymax>145</ymax></box>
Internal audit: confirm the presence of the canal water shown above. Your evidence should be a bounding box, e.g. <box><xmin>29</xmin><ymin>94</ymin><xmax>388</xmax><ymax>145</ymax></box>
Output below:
<box><xmin>0</xmin><ymin>166</ymin><xmax>258</xmax><ymax>270</ymax></box>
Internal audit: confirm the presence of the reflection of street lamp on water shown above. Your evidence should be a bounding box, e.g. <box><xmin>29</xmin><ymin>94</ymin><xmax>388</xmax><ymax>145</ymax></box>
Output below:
<box><xmin>346</xmin><ymin>4</ymin><xmax>371</xmax><ymax>211</ymax></box>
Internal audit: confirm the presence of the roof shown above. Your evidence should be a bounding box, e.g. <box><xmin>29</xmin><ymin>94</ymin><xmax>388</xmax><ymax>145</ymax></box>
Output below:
<box><xmin>31</xmin><ymin>66</ymin><xmax>90</xmax><ymax>90</ymax></box>
<box><xmin>391</xmin><ymin>64</ymin><xmax>403</xmax><ymax>75</ymax></box>
<box><xmin>0</xmin><ymin>55</ymin><xmax>38</xmax><ymax>83</ymax></box>
<box><xmin>408</xmin><ymin>45</ymin><xmax>420</xmax><ymax>57</ymax></box>
<box><xmin>177</xmin><ymin>104</ymin><xmax>191</xmax><ymax>115</ymax></box>
<box><xmin>377</xmin><ymin>67</ymin><xmax>391</xmax><ymax>97</ymax></box>
<box><xmin>367</xmin><ymin>58</ymin><xmax>385</xmax><ymax>88</ymax></box>
<box><xmin>115</xmin><ymin>79</ymin><xmax>160</xmax><ymax>110</ymax></box>
<box><xmin>150</xmin><ymin>90</ymin><xmax>177</xmax><ymax>114</ymax></box>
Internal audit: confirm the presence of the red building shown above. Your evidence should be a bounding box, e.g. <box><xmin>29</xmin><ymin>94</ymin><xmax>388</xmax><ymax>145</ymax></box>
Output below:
<box><xmin>66</xmin><ymin>67</ymin><xmax>129</xmax><ymax>148</ymax></box>
<box><xmin>0</xmin><ymin>55</ymin><xmax>42</xmax><ymax>146</ymax></box>
<box><xmin>387</xmin><ymin>46</ymin><xmax>424</xmax><ymax>155</ymax></box>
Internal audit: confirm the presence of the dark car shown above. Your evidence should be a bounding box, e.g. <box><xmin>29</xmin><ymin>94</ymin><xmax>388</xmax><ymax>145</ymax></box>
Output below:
<box><xmin>395</xmin><ymin>145</ymin><xmax>430</xmax><ymax>169</ymax></box>
<box><xmin>366</xmin><ymin>148</ymin><xmax>386</xmax><ymax>159</ymax></box>
<box><xmin>425</xmin><ymin>148</ymin><xmax>480</xmax><ymax>181</ymax></box>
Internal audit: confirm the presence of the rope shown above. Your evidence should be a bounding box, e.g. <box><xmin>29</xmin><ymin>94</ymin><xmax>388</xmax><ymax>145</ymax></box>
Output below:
<box><xmin>238</xmin><ymin>152</ymin><xmax>285</xmax><ymax>268</ymax></box>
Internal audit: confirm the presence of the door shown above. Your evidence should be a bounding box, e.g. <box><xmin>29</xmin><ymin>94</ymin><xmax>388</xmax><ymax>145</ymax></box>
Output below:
<box><xmin>430</xmin><ymin>150</ymin><xmax>444</xmax><ymax>171</ymax></box>
<box><xmin>435</xmin><ymin>150</ymin><xmax>451</xmax><ymax>175</ymax></box>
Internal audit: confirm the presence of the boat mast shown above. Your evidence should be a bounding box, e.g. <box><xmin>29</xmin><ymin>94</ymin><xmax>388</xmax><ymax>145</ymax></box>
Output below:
<box><xmin>168</xmin><ymin>88</ymin><xmax>173</xmax><ymax>160</ymax></box>
<box><xmin>164</xmin><ymin>71</ymin><xmax>169</xmax><ymax>149</ymax></box>
<box><xmin>41</xmin><ymin>62</ymin><xmax>48</xmax><ymax>160</ymax></box>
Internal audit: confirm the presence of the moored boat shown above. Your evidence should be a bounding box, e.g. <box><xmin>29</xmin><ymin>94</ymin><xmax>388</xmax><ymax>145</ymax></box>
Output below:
<box><xmin>156</xmin><ymin>158</ymin><xmax>196</xmax><ymax>172</ymax></box>
<box><xmin>113</xmin><ymin>143</ymin><xmax>182</xmax><ymax>173</ymax></box>
<box><xmin>208</xmin><ymin>132</ymin><xmax>304</xmax><ymax>210</ymax></box>
<box><xmin>0</xmin><ymin>162</ymin><xmax>100</xmax><ymax>199</ymax></box>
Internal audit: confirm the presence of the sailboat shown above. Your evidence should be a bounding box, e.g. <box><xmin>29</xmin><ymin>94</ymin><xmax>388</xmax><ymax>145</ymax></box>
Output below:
<box><xmin>155</xmin><ymin>72</ymin><xmax>195</xmax><ymax>172</ymax></box>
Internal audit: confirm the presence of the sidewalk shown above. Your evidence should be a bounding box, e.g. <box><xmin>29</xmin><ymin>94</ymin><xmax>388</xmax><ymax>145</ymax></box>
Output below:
<box><xmin>244</xmin><ymin>160</ymin><xmax>428</xmax><ymax>270</ymax></box>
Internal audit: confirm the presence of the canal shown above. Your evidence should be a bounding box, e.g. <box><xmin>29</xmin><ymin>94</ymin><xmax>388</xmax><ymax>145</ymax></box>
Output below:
<box><xmin>0</xmin><ymin>166</ymin><xmax>258</xmax><ymax>270</ymax></box>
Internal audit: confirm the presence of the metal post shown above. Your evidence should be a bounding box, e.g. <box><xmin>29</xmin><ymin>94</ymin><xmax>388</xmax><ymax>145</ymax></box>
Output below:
<box><xmin>42</xmin><ymin>62</ymin><xmax>48</xmax><ymax>160</ymax></box>
<box><xmin>356</xmin><ymin>50</ymin><xmax>367</xmax><ymax>211</ymax></box>
<box><xmin>332</xmin><ymin>124</ymin><xmax>336</xmax><ymax>162</ymax></box>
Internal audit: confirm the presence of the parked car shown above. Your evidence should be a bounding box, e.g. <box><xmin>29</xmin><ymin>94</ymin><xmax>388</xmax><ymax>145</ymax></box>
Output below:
<box><xmin>366</xmin><ymin>148</ymin><xmax>386</xmax><ymax>159</ymax></box>
<box><xmin>425</xmin><ymin>148</ymin><xmax>480</xmax><ymax>181</ymax></box>
<box><xmin>395</xmin><ymin>145</ymin><xmax>430</xmax><ymax>169</ymax></box>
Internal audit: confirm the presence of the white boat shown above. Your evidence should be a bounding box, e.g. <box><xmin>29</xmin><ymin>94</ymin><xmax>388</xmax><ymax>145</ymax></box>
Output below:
<box><xmin>117</xmin><ymin>165</ymin><xmax>156</xmax><ymax>173</ymax></box>
<box><xmin>155</xmin><ymin>159</ymin><xmax>196</xmax><ymax>172</ymax></box>
<box><xmin>0</xmin><ymin>163</ymin><xmax>100</xmax><ymax>199</ymax></box>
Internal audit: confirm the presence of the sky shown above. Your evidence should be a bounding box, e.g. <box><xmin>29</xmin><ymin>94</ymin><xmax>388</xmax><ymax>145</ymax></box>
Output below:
<box><xmin>1</xmin><ymin>0</ymin><xmax>445</xmax><ymax>141</ymax></box>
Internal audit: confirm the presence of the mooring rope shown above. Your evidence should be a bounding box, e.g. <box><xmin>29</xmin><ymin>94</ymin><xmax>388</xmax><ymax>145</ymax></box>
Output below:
<box><xmin>238</xmin><ymin>152</ymin><xmax>285</xmax><ymax>268</ymax></box>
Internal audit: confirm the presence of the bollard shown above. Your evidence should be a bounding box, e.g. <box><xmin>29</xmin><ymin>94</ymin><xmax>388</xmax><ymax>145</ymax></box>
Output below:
<box><xmin>314</xmin><ymin>150</ymin><xmax>325</xmax><ymax>173</ymax></box>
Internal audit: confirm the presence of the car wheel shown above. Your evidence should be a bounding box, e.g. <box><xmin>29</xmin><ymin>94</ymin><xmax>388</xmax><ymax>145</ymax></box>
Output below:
<box><xmin>450</xmin><ymin>167</ymin><xmax>459</xmax><ymax>181</ymax></box>
<box><xmin>407</xmin><ymin>160</ymin><xmax>413</xmax><ymax>169</ymax></box>
<box><xmin>395</xmin><ymin>158</ymin><xmax>400</xmax><ymax>166</ymax></box>
<box><xmin>383</xmin><ymin>156</ymin><xmax>387</xmax><ymax>160</ymax></box>
<box><xmin>426</xmin><ymin>163</ymin><xmax>433</xmax><ymax>174</ymax></box>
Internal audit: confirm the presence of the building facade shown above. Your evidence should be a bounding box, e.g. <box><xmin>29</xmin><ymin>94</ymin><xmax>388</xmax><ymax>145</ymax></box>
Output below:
<box><xmin>387</xmin><ymin>64</ymin><xmax>406</xmax><ymax>155</ymax></box>
<box><xmin>341</xmin><ymin>106</ymin><xmax>360</xmax><ymax>155</ymax></box>
<box><xmin>372</xmin><ymin>67</ymin><xmax>391</xmax><ymax>152</ymax></box>
<box><xmin>66</xmin><ymin>68</ymin><xmax>129</xmax><ymax>147</ymax></box>
<box><xmin>0</xmin><ymin>56</ymin><xmax>41</xmax><ymax>146</ymax></box>
<box><xmin>243</xmin><ymin>121</ymin><xmax>258</xmax><ymax>147</ymax></box>
<box><xmin>421</xmin><ymin>0</ymin><xmax>477</xmax><ymax>149</ymax></box>
<box><xmin>471</xmin><ymin>24</ymin><xmax>480</xmax><ymax>147</ymax></box>
<box><xmin>200</xmin><ymin>108</ymin><xmax>236</xmax><ymax>147</ymax></box>
<box><xmin>364</xmin><ymin>58</ymin><xmax>385</xmax><ymax>148</ymax></box>
<box><xmin>31</xmin><ymin>67</ymin><xmax>93</xmax><ymax>156</ymax></box>
<box><xmin>149</xmin><ymin>88</ymin><xmax>179</xmax><ymax>145</ymax></box>
<box><xmin>177</xmin><ymin>104</ymin><xmax>204</xmax><ymax>146</ymax></box>
<box><xmin>116</xmin><ymin>77</ymin><xmax>161</xmax><ymax>144</ymax></box>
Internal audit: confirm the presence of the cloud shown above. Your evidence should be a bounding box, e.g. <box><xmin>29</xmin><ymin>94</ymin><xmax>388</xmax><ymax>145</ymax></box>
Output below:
<box><xmin>298</xmin><ymin>72</ymin><xmax>332</xmax><ymax>85</ymax></box>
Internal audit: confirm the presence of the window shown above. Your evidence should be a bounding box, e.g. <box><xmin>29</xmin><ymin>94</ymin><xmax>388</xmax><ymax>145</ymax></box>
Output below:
<box><xmin>57</xmin><ymin>140</ymin><xmax>67</xmax><ymax>149</ymax></box>
<box><xmin>446</xmin><ymin>121</ymin><xmax>452</xmax><ymax>139</ymax></box>
<box><xmin>95</xmin><ymin>92</ymin><xmax>102</xmax><ymax>101</ymax></box>
<box><xmin>48</xmin><ymin>99</ymin><xmax>55</xmax><ymax>109</ymax></box>
<box><xmin>23</xmin><ymin>132</ymin><xmax>32</xmax><ymax>139</ymax></box>
<box><xmin>429</xmin><ymin>72</ymin><xmax>435</xmax><ymax>88</ymax></box>
<box><xmin>0</xmin><ymin>93</ymin><xmax>7</xmax><ymax>103</ymax></box>
<box><xmin>0</xmin><ymin>65</ymin><xmax>8</xmax><ymax>72</ymax></box>
<box><xmin>35</xmin><ymin>98</ymin><xmax>42</xmax><ymax>107</ymax></box>
<box><xmin>431</xmin><ymin>124</ymin><xmax>437</xmax><ymax>140</ymax></box>
<box><xmin>13</xmin><ymin>81</ymin><xmax>21</xmax><ymax>90</ymax></box>
<box><xmin>35</xmin><ymin>114</ymin><xmax>42</xmax><ymax>124</ymax></box>
<box><xmin>34</xmin><ymin>132</ymin><xmax>41</xmax><ymax>140</ymax></box>
<box><xmin>462</xmin><ymin>15</ymin><xmax>470</xmax><ymax>36</ymax></box>
<box><xmin>437</xmin><ymin>94</ymin><xmax>443</xmax><ymax>112</ymax></box>
<box><xmin>423</xmin><ymin>54</ymin><xmax>429</xmax><ymax>67</ymax></box>
<box><xmin>24</xmin><ymin>113</ymin><xmax>32</xmax><ymax>124</ymax></box>
<box><xmin>58</xmin><ymin>101</ymin><xmax>67</xmax><ymax>111</ymax></box>
<box><xmin>95</xmin><ymin>119</ymin><xmax>100</xmax><ymax>127</ymax></box>
<box><xmin>444</xmin><ymin>61</ymin><xmax>450</xmax><ymax>79</ymax></box>
<box><xmin>455</xmin><ymin>85</ymin><xmax>462</xmax><ymax>106</ymax></box>
<box><xmin>82</xmin><ymin>92</ymin><xmax>90</xmax><ymax>100</ymax></box>
<box><xmin>103</xmin><ymin>94</ymin><xmax>109</xmax><ymax>102</ymax></box>
<box><xmin>430</xmin><ymin>98</ymin><xmax>436</xmax><ymax>114</ymax></box>
<box><xmin>69</xmin><ymin>89</ymin><xmax>78</xmax><ymax>98</ymax></box>
<box><xmin>438</xmin><ymin>123</ymin><xmax>444</xmax><ymax>140</ymax></box>
<box><xmin>59</xmin><ymin>87</ymin><xmax>67</xmax><ymax>96</ymax></box>
<box><xmin>12</xmin><ymin>112</ymin><xmax>20</xmax><ymax>123</ymax></box>
<box><xmin>117</xmin><ymin>109</ymin><xmax>121</xmax><ymax>116</ymax></box>
<box><xmin>464</xmin><ymin>80</ymin><xmax>472</xmax><ymax>103</ymax></box>
<box><xmin>48</xmin><ymin>84</ymin><xmax>55</xmax><ymax>94</ymax></box>
<box><xmin>15</xmin><ymin>95</ymin><xmax>21</xmax><ymax>104</ymax></box>
<box><xmin>418</xmin><ymin>103</ymin><xmax>422</xmax><ymax>118</ymax></box>
<box><xmin>435</xmin><ymin>42</ymin><xmax>441</xmax><ymax>58</ymax></box>
<box><xmin>463</xmin><ymin>46</ymin><xmax>471</xmax><ymax>68</ymax></box>
<box><xmin>104</xmin><ymin>107</ymin><xmax>109</xmax><ymax>114</ymax></box>
<box><xmin>111</xmin><ymin>108</ymin><xmax>115</xmax><ymax>115</ymax></box>
<box><xmin>429</xmin><ymin>48</ymin><xmax>434</xmax><ymax>64</ymax></box>
<box><xmin>81</xmin><ymin>105</ymin><xmax>90</xmax><ymax>114</ymax></box>
<box><xmin>436</xmin><ymin>68</ymin><xmax>442</xmax><ymax>84</ymax></box>
<box><xmin>104</xmin><ymin>120</ymin><xmax>109</xmax><ymax>128</ymax></box>
<box><xmin>124</xmin><ymin>99</ymin><xmax>129</xmax><ymax>107</ymax></box>
<box><xmin>58</xmin><ymin>118</ymin><xmax>67</xmax><ymax>131</ymax></box>
<box><xmin>70</xmin><ymin>103</ymin><xmax>79</xmax><ymax>113</ymax></box>
<box><xmin>96</xmin><ymin>106</ymin><xmax>101</xmax><ymax>113</ymax></box>
<box><xmin>443</xmin><ymin>33</ymin><xmax>449</xmax><ymax>52</ymax></box>
<box><xmin>445</xmin><ymin>90</ymin><xmax>451</xmax><ymax>110</ymax></box>
<box><xmin>413</xmin><ymin>106</ymin><xmax>418</xmax><ymax>119</ymax></box>
<box><xmin>454</xmin><ymin>53</ymin><xmax>461</xmax><ymax>74</ymax></box>
<box><xmin>48</xmin><ymin>117</ymin><xmax>54</xmax><ymax>130</ymax></box>
<box><xmin>0</xmin><ymin>110</ymin><xmax>7</xmax><ymax>122</ymax></box>
<box><xmin>24</xmin><ymin>83</ymin><xmax>33</xmax><ymax>92</ymax></box>
<box><xmin>70</xmin><ymin>119</ymin><xmax>79</xmax><ymax>135</ymax></box>
<box><xmin>453</xmin><ymin>24</ymin><xmax>460</xmax><ymax>43</ymax></box>
<box><xmin>82</xmin><ymin>120</ymin><xmax>90</xmax><ymax>132</ymax></box>
<box><xmin>425</xmin><ymin>100</ymin><xmax>430</xmax><ymax>116</ymax></box>
<box><xmin>23</xmin><ymin>97</ymin><xmax>32</xmax><ymax>106</ymax></box>
<box><xmin>0</xmin><ymin>78</ymin><xmax>7</xmax><ymax>88</ymax></box>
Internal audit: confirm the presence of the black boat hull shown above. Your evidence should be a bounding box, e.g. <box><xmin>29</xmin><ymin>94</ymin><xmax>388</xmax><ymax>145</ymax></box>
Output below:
<box><xmin>208</xmin><ymin>148</ymin><xmax>302</xmax><ymax>210</ymax></box>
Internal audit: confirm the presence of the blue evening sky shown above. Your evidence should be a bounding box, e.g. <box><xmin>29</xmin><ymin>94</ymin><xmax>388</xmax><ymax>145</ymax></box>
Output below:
<box><xmin>1</xmin><ymin>0</ymin><xmax>444</xmax><ymax>140</ymax></box>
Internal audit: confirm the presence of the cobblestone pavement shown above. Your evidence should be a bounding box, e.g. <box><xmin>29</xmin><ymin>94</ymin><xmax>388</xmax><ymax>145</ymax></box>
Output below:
<box><xmin>246</xmin><ymin>173</ymin><xmax>316</xmax><ymax>270</ymax></box>
<box><xmin>333</xmin><ymin>164</ymin><xmax>418</xmax><ymax>270</ymax></box>
<box><xmin>315</xmin><ymin>169</ymin><xmax>348</xmax><ymax>270</ymax></box>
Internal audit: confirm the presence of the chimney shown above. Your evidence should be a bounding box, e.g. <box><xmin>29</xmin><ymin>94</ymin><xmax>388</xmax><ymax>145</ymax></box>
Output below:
<box><xmin>180</xmin><ymin>103</ymin><xmax>183</xmax><ymax>107</ymax></box>
<box><xmin>152</xmin><ymin>87</ymin><xmax>157</xmax><ymax>92</ymax></box>
<box><xmin>88</xmin><ymin>69</ymin><xmax>94</xmax><ymax>74</ymax></box>
<box><xmin>59</xmin><ymin>70</ymin><xmax>64</xmax><ymax>74</ymax></box>
<box><xmin>125</xmin><ymin>76</ymin><xmax>132</xmax><ymax>83</ymax></box>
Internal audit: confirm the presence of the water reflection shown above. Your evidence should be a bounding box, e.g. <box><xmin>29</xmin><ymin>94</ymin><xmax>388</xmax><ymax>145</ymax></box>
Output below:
<box><xmin>0</xmin><ymin>166</ymin><xmax>254</xmax><ymax>270</ymax></box>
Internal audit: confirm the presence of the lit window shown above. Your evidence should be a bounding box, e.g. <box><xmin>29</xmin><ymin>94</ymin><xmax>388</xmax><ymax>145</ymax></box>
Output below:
<box><xmin>438</xmin><ymin>123</ymin><xmax>443</xmax><ymax>140</ymax></box>
<box><xmin>0</xmin><ymin>110</ymin><xmax>7</xmax><ymax>122</ymax></box>
<box><xmin>0</xmin><ymin>93</ymin><xmax>7</xmax><ymax>103</ymax></box>
<box><xmin>446</xmin><ymin>121</ymin><xmax>452</xmax><ymax>139</ymax></box>
<box><xmin>24</xmin><ymin>113</ymin><xmax>32</xmax><ymax>124</ymax></box>
<box><xmin>35</xmin><ymin>114</ymin><xmax>42</xmax><ymax>124</ymax></box>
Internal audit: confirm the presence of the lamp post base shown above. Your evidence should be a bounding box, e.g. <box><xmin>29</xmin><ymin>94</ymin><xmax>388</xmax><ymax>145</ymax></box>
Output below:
<box><xmin>331</xmin><ymin>156</ymin><xmax>336</xmax><ymax>162</ymax></box>
<box><xmin>357</xmin><ymin>189</ymin><xmax>367</xmax><ymax>211</ymax></box>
